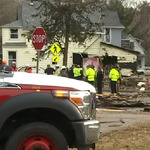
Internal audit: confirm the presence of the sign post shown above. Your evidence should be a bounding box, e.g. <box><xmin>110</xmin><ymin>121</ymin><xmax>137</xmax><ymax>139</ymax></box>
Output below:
<box><xmin>36</xmin><ymin>50</ymin><xmax>40</xmax><ymax>74</ymax></box>
<box><xmin>32</xmin><ymin>27</ymin><xmax>46</xmax><ymax>73</ymax></box>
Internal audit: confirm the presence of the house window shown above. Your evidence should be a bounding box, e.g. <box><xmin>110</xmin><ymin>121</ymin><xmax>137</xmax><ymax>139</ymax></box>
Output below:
<box><xmin>10</xmin><ymin>29</ymin><xmax>18</xmax><ymax>39</ymax></box>
<box><xmin>8</xmin><ymin>51</ymin><xmax>17</xmax><ymax>66</ymax></box>
<box><xmin>105</xmin><ymin>28</ymin><xmax>110</xmax><ymax>43</ymax></box>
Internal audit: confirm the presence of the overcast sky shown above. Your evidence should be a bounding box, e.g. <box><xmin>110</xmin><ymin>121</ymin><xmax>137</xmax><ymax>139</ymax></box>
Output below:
<box><xmin>135</xmin><ymin>0</ymin><xmax>150</xmax><ymax>2</ymax></box>
<box><xmin>127</xmin><ymin>0</ymin><xmax>150</xmax><ymax>2</ymax></box>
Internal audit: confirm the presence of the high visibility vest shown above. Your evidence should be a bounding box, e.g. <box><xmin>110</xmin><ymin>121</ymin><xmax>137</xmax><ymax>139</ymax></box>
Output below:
<box><xmin>73</xmin><ymin>68</ymin><xmax>81</xmax><ymax>77</ymax></box>
<box><xmin>24</xmin><ymin>68</ymin><xmax>32</xmax><ymax>73</ymax></box>
<box><xmin>86</xmin><ymin>68</ymin><xmax>95</xmax><ymax>81</ymax></box>
<box><xmin>109</xmin><ymin>68</ymin><xmax>119</xmax><ymax>81</ymax></box>
<box><xmin>11</xmin><ymin>67</ymin><xmax>17</xmax><ymax>72</ymax></box>
<box><xmin>54</xmin><ymin>69</ymin><xmax>60</xmax><ymax>76</ymax></box>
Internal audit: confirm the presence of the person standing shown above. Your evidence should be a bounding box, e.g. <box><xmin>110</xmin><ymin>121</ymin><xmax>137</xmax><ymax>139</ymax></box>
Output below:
<box><xmin>0</xmin><ymin>60</ymin><xmax>12</xmax><ymax>72</ymax></box>
<box><xmin>24</xmin><ymin>64</ymin><xmax>32</xmax><ymax>73</ymax></box>
<box><xmin>73</xmin><ymin>65</ymin><xmax>82</xmax><ymax>80</ymax></box>
<box><xmin>54</xmin><ymin>65</ymin><xmax>60</xmax><ymax>76</ymax></box>
<box><xmin>59</xmin><ymin>66</ymin><xmax>68</xmax><ymax>77</ymax></box>
<box><xmin>109</xmin><ymin>65</ymin><xmax>120</xmax><ymax>95</ymax></box>
<box><xmin>96</xmin><ymin>65</ymin><xmax>104</xmax><ymax>94</ymax></box>
<box><xmin>85</xmin><ymin>65</ymin><xmax>95</xmax><ymax>86</ymax></box>
<box><xmin>68</xmin><ymin>64</ymin><xmax>75</xmax><ymax>79</ymax></box>
<box><xmin>11</xmin><ymin>61</ymin><xmax>17</xmax><ymax>72</ymax></box>
<box><xmin>44</xmin><ymin>64</ymin><xmax>55</xmax><ymax>75</ymax></box>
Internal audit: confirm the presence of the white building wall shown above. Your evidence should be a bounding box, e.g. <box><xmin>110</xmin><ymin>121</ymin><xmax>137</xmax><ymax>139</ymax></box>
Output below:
<box><xmin>2</xmin><ymin>27</ymin><xmax>137</xmax><ymax>69</ymax></box>
<box><xmin>84</xmin><ymin>40</ymin><xmax>137</xmax><ymax>63</ymax></box>
<box><xmin>67</xmin><ymin>35</ymin><xmax>101</xmax><ymax>67</ymax></box>
<box><xmin>2</xmin><ymin>28</ymin><xmax>26</xmax><ymax>44</ymax></box>
<box><xmin>2</xmin><ymin>28</ymin><xmax>101</xmax><ymax>68</ymax></box>
<box><xmin>100</xmin><ymin>44</ymin><xmax>137</xmax><ymax>63</ymax></box>
<box><xmin>2</xmin><ymin>28</ymin><xmax>57</xmax><ymax>69</ymax></box>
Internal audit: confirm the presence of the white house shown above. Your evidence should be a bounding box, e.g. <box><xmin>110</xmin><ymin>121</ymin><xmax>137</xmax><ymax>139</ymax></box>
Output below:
<box><xmin>1</xmin><ymin>20</ymin><xmax>103</xmax><ymax>68</ymax></box>
<box><xmin>1</xmin><ymin>1</ymin><xmax>103</xmax><ymax>68</ymax></box>
<box><xmin>1</xmin><ymin>1</ymin><xmax>139</xmax><ymax>71</ymax></box>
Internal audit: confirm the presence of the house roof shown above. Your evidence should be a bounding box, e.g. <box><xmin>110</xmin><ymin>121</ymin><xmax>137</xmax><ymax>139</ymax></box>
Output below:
<box><xmin>101</xmin><ymin>42</ymin><xmax>140</xmax><ymax>55</ymax></box>
<box><xmin>5</xmin><ymin>1</ymin><xmax>101</xmax><ymax>32</ymax></box>
<box><xmin>126</xmin><ymin>34</ymin><xmax>146</xmax><ymax>54</ymax></box>
<box><xmin>21</xmin><ymin>1</ymin><xmax>102</xmax><ymax>32</ymax></box>
<box><xmin>2</xmin><ymin>20</ymin><xmax>23</xmax><ymax>28</ymax></box>
<box><xmin>100</xmin><ymin>11</ymin><xmax>124</xmax><ymax>28</ymax></box>
<box><xmin>21</xmin><ymin>1</ymin><xmax>41</xmax><ymax>30</ymax></box>
<box><xmin>3</xmin><ymin>42</ymin><xmax>27</xmax><ymax>47</ymax></box>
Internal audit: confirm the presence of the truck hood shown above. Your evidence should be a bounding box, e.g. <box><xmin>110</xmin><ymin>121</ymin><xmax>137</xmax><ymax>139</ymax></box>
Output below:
<box><xmin>3</xmin><ymin>72</ymin><xmax>96</xmax><ymax>93</ymax></box>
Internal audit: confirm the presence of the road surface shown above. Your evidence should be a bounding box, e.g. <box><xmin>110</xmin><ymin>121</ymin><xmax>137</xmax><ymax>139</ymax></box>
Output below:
<box><xmin>96</xmin><ymin>110</ymin><xmax>150</xmax><ymax>134</ymax></box>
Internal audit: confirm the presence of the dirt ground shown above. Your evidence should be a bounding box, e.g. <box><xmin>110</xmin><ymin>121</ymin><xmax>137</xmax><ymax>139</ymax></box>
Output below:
<box><xmin>97</xmin><ymin>121</ymin><xmax>150</xmax><ymax>150</ymax></box>
<box><xmin>70</xmin><ymin>110</ymin><xmax>150</xmax><ymax>150</ymax></box>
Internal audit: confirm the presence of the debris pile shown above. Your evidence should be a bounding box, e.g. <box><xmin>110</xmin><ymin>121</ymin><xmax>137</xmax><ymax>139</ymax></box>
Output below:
<box><xmin>120</xmin><ymin>75</ymin><xmax>150</xmax><ymax>90</ymax></box>
<box><xmin>96</xmin><ymin>93</ymin><xmax>150</xmax><ymax>107</ymax></box>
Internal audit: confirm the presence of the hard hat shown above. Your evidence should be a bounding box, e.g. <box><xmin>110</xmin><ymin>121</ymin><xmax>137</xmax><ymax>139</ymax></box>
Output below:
<box><xmin>56</xmin><ymin>64</ymin><xmax>59</xmax><ymax>67</ymax></box>
<box><xmin>12</xmin><ymin>61</ymin><xmax>16</xmax><ymax>64</ymax></box>
<box><xmin>61</xmin><ymin>66</ymin><xmax>66</xmax><ymax>69</ymax></box>
<box><xmin>2</xmin><ymin>60</ymin><xmax>7</xmax><ymax>64</ymax></box>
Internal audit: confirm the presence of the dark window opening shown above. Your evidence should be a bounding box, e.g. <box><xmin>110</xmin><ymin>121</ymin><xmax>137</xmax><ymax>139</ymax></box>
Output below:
<box><xmin>10</xmin><ymin>29</ymin><xmax>18</xmax><ymax>39</ymax></box>
<box><xmin>8</xmin><ymin>51</ymin><xmax>16</xmax><ymax>66</ymax></box>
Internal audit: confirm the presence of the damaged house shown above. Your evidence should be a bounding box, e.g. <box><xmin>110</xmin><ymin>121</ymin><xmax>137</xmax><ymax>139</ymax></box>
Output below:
<box><xmin>1</xmin><ymin>1</ymin><xmax>140</xmax><ymax>72</ymax></box>
<box><xmin>73</xmin><ymin>10</ymin><xmax>139</xmax><ymax>76</ymax></box>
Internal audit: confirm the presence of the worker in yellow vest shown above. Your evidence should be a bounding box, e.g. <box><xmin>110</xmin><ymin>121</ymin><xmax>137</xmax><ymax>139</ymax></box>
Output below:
<box><xmin>85</xmin><ymin>65</ymin><xmax>95</xmax><ymax>86</ymax></box>
<box><xmin>109</xmin><ymin>65</ymin><xmax>120</xmax><ymax>95</ymax></box>
<box><xmin>73</xmin><ymin>65</ymin><xmax>83</xmax><ymax>80</ymax></box>
<box><xmin>54</xmin><ymin>65</ymin><xmax>60</xmax><ymax>76</ymax></box>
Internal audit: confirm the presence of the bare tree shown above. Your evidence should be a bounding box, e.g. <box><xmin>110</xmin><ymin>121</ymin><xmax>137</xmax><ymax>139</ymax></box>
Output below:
<box><xmin>30</xmin><ymin>0</ymin><xmax>105</xmax><ymax>65</ymax></box>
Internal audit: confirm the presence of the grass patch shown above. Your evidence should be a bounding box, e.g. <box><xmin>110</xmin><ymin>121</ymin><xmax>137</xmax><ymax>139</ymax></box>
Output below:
<box><xmin>96</xmin><ymin>121</ymin><xmax>150</xmax><ymax>150</ymax></box>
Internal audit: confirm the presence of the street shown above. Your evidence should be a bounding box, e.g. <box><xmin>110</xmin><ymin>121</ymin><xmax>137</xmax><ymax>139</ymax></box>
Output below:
<box><xmin>96</xmin><ymin>110</ymin><xmax>150</xmax><ymax>134</ymax></box>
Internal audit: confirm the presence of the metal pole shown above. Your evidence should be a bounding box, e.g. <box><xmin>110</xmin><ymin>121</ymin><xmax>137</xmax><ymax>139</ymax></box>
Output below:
<box><xmin>36</xmin><ymin>50</ymin><xmax>40</xmax><ymax>73</ymax></box>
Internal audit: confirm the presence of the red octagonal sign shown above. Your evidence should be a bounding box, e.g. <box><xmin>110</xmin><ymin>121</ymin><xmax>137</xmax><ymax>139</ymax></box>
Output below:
<box><xmin>32</xmin><ymin>27</ymin><xmax>46</xmax><ymax>50</ymax></box>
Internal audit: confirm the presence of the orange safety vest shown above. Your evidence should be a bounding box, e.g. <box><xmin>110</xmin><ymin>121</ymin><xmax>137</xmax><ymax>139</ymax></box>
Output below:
<box><xmin>11</xmin><ymin>67</ymin><xmax>17</xmax><ymax>72</ymax></box>
<box><xmin>24</xmin><ymin>68</ymin><xmax>32</xmax><ymax>73</ymax></box>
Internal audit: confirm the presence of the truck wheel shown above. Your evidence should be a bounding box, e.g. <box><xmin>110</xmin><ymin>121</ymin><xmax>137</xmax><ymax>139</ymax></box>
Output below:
<box><xmin>5</xmin><ymin>122</ymin><xmax>68</xmax><ymax>150</ymax></box>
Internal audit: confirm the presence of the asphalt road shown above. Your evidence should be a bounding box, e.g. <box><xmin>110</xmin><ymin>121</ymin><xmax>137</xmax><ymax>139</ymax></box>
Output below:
<box><xmin>96</xmin><ymin>110</ymin><xmax>150</xmax><ymax>134</ymax></box>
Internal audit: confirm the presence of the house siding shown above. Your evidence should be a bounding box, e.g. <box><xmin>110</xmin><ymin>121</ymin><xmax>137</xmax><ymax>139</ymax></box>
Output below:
<box><xmin>111</xmin><ymin>28</ymin><xmax>122</xmax><ymax>47</ymax></box>
<box><xmin>67</xmin><ymin>35</ymin><xmax>101</xmax><ymax>66</ymax></box>
<box><xmin>84</xmin><ymin>40</ymin><xmax>137</xmax><ymax>64</ymax></box>
<box><xmin>2</xmin><ymin>26</ymin><xmax>137</xmax><ymax>69</ymax></box>
<box><xmin>2</xmin><ymin>28</ymin><xmax>57</xmax><ymax>68</ymax></box>
<box><xmin>100</xmin><ymin>43</ymin><xmax>137</xmax><ymax>63</ymax></box>
<box><xmin>2</xmin><ymin>28</ymin><xmax>26</xmax><ymax>44</ymax></box>
<box><xmin>2</xmin><ymin>28</ymin><xmax>102</xmax><ymax>68</ymax></box>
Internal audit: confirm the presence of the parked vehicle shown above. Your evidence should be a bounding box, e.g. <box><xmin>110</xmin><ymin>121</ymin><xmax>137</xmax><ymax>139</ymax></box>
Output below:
<box><xmin>137</xmin><ymin>67</ymin><xmax>150</xmax><ymax>75</ymax></box>
<box><xmin>18</xmin><ymin>66</ymin><xmax>45</xmax><ymax>74</ymax></box>
<box><xmin>0</xmin><ymin>71</ymin><xmax>100</xmax><ymax>150</ymax></box>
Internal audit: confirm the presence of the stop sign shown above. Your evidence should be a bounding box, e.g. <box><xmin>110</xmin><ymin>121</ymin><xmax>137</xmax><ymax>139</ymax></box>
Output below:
<box><xmin>32</xmin><ymin>27</ymin><xmax>46</xmax><ymax>50</ymax></box>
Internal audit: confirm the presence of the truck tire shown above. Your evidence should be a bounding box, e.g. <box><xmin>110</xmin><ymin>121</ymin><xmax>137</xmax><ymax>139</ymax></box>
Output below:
<box><xmin>5</xmin><ymin>122</ymin><xmax>68</xmax><ymax>150</ymax></box>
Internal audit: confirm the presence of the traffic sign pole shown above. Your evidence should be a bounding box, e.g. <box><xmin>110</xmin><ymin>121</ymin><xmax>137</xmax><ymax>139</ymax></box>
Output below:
<box><xmin>32</xmin><ymin>27</ymin><xmax>46</xmax><ymax>74</ymax></box>
<box><xmin>36</xmin><ymin>50</ymin><xmax>40</xmax><ymax>73</ymax></box>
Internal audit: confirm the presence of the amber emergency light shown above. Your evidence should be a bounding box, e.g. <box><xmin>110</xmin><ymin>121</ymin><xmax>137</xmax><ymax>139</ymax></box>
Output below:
<box><xmin>52</xmin><ymin>90</ymin><xmax>82</xmax><ymax>105</ymax></box>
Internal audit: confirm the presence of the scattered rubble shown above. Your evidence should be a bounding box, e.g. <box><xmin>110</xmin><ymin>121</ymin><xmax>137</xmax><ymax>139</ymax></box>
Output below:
<box><xmin>121</xmin><ymin>75</ymin><xmax>150</xmax><ymax>90</ymax></box>
<box><xmin>143</xmin><ymin>107</ymin><xmax>150</xmax><ymax>112</ymax></box>
<box><xmin>96</xmin><ymin>93</ymin><xmax>150</xmax><ymax>108</ymax></box>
